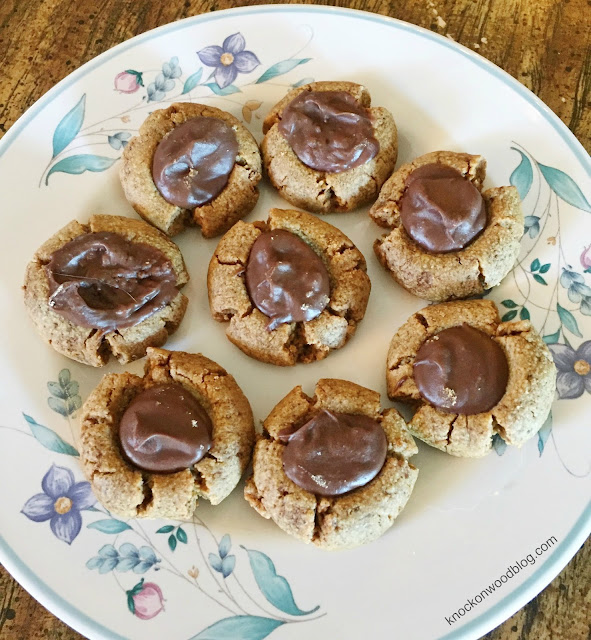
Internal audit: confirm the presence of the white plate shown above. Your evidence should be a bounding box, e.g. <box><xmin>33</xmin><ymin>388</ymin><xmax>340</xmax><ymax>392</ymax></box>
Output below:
<box><xmin>1</xmin><ymin>6</ymin><xmax>589</xmax><ymax>640</ymax></box>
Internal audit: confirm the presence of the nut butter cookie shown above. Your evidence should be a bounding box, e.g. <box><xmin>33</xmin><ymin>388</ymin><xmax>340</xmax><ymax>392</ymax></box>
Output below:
<box><xmin>261</xmin><ymin>81</ymin><xmax>397</xmax><ymax>213</ymax></box>
<box><xmin>23</xmin><ymin>215</ymin><xmax>189</xmax><ymax>367</ymax></box>
<box><xmin>370</xmin><ymin>151</ymin><xmax>524</xmax><ymax>301</ymax></box>
<box><xmin>244</xmin><ymin>379</ymin><xmax>418</xmax><ymax>550</ymax></box>
<box><xmin>80</xmin><ymin>347</ymin><xmax>255</xmax><ymax>519</ymax></box>
<box><xmin>207</xmin><ymin>208</ymin><xmax>371</xmax><ymax>365</ymax></box>
<box><xmin>120</xmin><ymin>102</ymin><xmax>262</xmax><ymax>238</ymax></box>
<box><xmin>386</xmin><ymin>300</ymin><xmax>557</xmax><ymax>457</ymax></box>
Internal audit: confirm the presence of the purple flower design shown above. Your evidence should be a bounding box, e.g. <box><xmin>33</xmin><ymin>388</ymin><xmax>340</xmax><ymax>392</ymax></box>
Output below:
<box><xmin>548</xmin><ymin>341</ymin><xmax>591</xmax><ymax>399</ymax></box>
<box><xmin>198</xmin><ymin>33</ymin><xmax>260</xmax><ymax>89</ymax></box>
<box><xmin>21</xmin><ymin>465</ymin><xmax>95</xmax><ymax>544</ymax></box>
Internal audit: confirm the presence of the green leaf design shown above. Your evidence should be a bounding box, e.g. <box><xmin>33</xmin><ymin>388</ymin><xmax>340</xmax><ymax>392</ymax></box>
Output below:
<box><xmin>581</xmin><ymin>298</ymin><xmax>591</xmax><ymax>316</ymax></box>
<box><xmin>205</xmin><ymin>82</ymin><xmax>241</xmax><ymax>96</ymax></box>
<box><xmin>530</xmin><ymin>258</ymin><xmax>541</xmax><ymax>272</ymax></box>
<box><xmin>509</xmin><ymin>148</ymin><xmax>533</xmax><ymax>200</ymax></box>
<box><xmin>533</xmin><ymin>274</ymin><xmax>548</xmax><ymax>285</ymax></box>
<box><xmin>242</xmin><ymin>547</ymin><xmax>320</xmax><ymax>616</ymax></box>
<box><xmin>52</xmin><ymin>95</ymin><xmax>86</xmax><ymax>157</ymax></box>
<box><xmin>47</xmin><ymin>397</ymin><xmax>68</xmax><ymax>416</ymax></box>
<box><xmin>156</xmin><ymin>525</ymin><xmax>175</xmax><ymax>534</ymax></box>
<box><xmin>192</xmin><ymin>616</ymin><xmax>284</xmax><ymax>640</ymax></box>
<box><xmin>543</xmin><ymin>329</ymin><xmax>561</xmax><ymax>344</ymax></box>
<box><xmin>557</xmin><ymin>303</ymin><xmax>582</xmax><ymax>337</ymax></box>
<box><xmin>47</xmin><ymin>381</ymin><xmax>67</xmax><ymax>399</ymax></box>
<box><xmin>176</xmin><ymin>527</ymin><xmax>188</xmax><ymax>544</ymax></box>
<box><xmin>46</xmin><ymin>154</ymin><xmax>118</xmax><ymax>185</ymax></box>
<box><xmin>58</xmin><ymin>369</ymin><xmax>70</xmax><ymax>387</ymax></box>
<box><xmin>182</xmin><ymin>68</ymin><xmax>203</xmax><ymax>94</ymax></box>
<box><xmin>538</xmin><ymin>162</ymin><xmax>591</xmax><ymax>212</ymax></box>
<box><xmin>255</xmin><ymin>58</ymin><xmax>312</xmax><ymax>84</ymax></box>
<box><xmin>520</xmin><ymin>307</ymin><xmax>530</xmax><ymax>320</ymax></box>
<box><xmin>539</xmin><ymin>263</ymin><xmax>551</xmax><ymax>274</ymax></box>
<box><xmin>87</xmin><ymin>519</ymin><xmax>132</xmax><ymax>534</ymax></box>
<box><xmin>22</xmin><ymin>413</ymin><xmax>79</xmax><ymax>456</ymax></box>
<box><xmin>168</xmin><ymin>534</ymin><xmax>177</xmax><ymax>551</ymax></box>
<box><xmin>501</xmin><ymin>310</ymin><xmax>518</xmax><ymax>322</ymax></box>
<box><xmin>501</xmin><ymin>299</ymin><xmax>518</xmax><ymax>309</ymax></box>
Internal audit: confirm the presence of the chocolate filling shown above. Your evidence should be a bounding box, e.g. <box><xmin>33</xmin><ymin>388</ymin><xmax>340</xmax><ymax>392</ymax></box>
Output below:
<box><xmin>278</xmin><ymin>90</ymin><xmax>379</xmax><ymax>173</ymax></box>
<box><xmin>400</xmin><ymin>163</ymin><xmax>487</xmax><ymax>253</ymax></box>
<box><xmin>413</xmin><ymin>324</ymin><xmax>509</xmax><ymax>415</ymax></box>
<box><xmin>119</xmin><ymin>383</ymin><xmax>213</xmax><ymax>473</ymax></box>
<box><xmin>280</xmin><ymin>409</ymin><xmax>387</xmax><ymax>497</ymax></box>
<box><xmin>152</xmin><ymin>116</ymin><xmax>238</xmax><ymax>209</ymax></box>
<box><xmin>45</xmin><ymin>231</ymin><xmax>178</xmax><ymax>330</ymax></box>
<box><xmin>245</xmin><ymin>229</ymin><xmax>330</xmax><ymax>331</ymax></box>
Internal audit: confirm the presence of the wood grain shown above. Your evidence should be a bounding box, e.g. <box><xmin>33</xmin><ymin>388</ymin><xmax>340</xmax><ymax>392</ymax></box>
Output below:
<box><xmin>0</xmin><ymin>0</ymin><xmax>589</xmax><ymax>639</ymax></box>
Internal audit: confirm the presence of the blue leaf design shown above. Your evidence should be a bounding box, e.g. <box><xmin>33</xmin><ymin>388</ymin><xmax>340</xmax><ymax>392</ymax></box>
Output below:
<box><xmin>168</xmin><ymin>534</ymin><xmax>177</xmax><ymax>551</ymax></box>
<box><xmin>292</xmin><ymin>77</ymin><xmax>315</xmax><ymax>88</ymax></box>
<box><xmin>509</xmin><ymin>148</ymin><xmax>533</xmax><ymax>200</ymax></box>
<box><xmin>501</xmin><ymin>310</ymin><xmax>517</xmax><ymax>322</ymax></box>
<box><xmin>530</xmin><ymin>258</ymin><xmax>541</xmax><ymax>272</ymax></box>
<box><xmin>557</xmin><ymin>303</ymin><xmax>582</xmax><ymax>337</ymax></box>
<box><xmin>520</xmin><ymin>307</ymin><xmax>530</xmax><ymax>320</ymax></box>
<box><xmin>492</xmin><ymin>433</ymin><xmax>507</xmax><ymax>456</ymax></box>
<box><xmin>47</xmin><ymin>397</ymin><xmax>68</xmax><ymax>416</ymax></box>
<box><xmin>221</xmin><ymin>555</ymin><xmax>236</xmax><ymax>578</ymax></box>
<box><xmin>538</xmin><ymin>162</ymin><xmax>591</xmax><ymax>212</ymax></box>
<box><xmin>255</xmin><ymin>58</ymin><xmax>312</xmax><ymax>84</ymax></box>
<box><xmin>58</xmin><ymin>369</ymin><xmax>70</xmax><ymax>387</ymax></box>
<box><xmin>205</xmin><ymin>82</ymin><xmax>241</xmax><ymax>96</ymax></box>
<box><xmin>97</xmin><ymin>544</ymin><xmax>118</xmax><ymax>558</ymax></box>
<box><xmin>218</xmin><ymin>533</ymin><xmax>231</xmax><ymax>559</ymax></box>
<box><xmin>537</xmin><ymin>412</ymin><xmax>552</xmax><ymax>456</ymax></box>
<box><xmin>133</xmin><ymin>561</ymin><xmax>155</xmax><ymax>574</ymax></box>
<box><xmin>116</xmin><ymin>557</ymin><xmax>139</xmax><ymax>572</ymax></box>
<box><xmin>87</xmin><ymin>519</ymin><xmax>131</xmax><ymax>534</ymax></box>
<box><xmin>46</xmin><ymin>154</ymin><xmax>118</xmax><ymax>185</ymax></box>
<box><xmin>52</xmin><ymin>95</ymin><xmax>86</xmax><ymax>158</ymax></box>
<box><xmin>192</xmin><ymin>616</ymin><xmax>284</xmax><ymax>640</ymax></box>
<box><xmin>176</xmin><ymin>527</ymin><xmax>188</xmax><ymax>544</ymax></box>
<box><xmin>543</xmin><ymin>329</ymin><xmax>561</xmax><ymax>344</ymax></box>
<box><xmin>209</xmin><ymin>553</ymin><xmax>223</xmax><ymax>572</ymax></box>
<box><xmin>242</xmin><ymin>547</ymin><xmax>320</xmax><ymax>616</ymax></box>
<box><xmin>22</xmin><ymin>413</ymin><xmax>79</xmax><ymax>456</ymax></box>
<box><xmin>99</xmin><ymin>557</ymin><xmax>119</xmax><ymax>574</ymax></box>
<box><xmin>48</xmin><ymin>381</ymin><xmax>67</xmax><ymax>399</ymax></box>
<box><xmin>182</xmin><ymin>69</ymin><xmax>203</xmax><ymax>94</ymax></box>
<box><xmin>86</xmin><ymin>556</ymin><xmax>103</xmax><ymax>570</ymax></box>
<box><xmin>119</xmin><ymin>543</ymin><xmax>139</xmax><ymax>557</ymax></box>
<box><xmin>501</xmin><ymin>299</ymin><xmax>518</xmax><ymax>309</ymax></box>
<box><xmin>138</xmin><ymin>546</ymin><xmax>157</xmax><ymax>564</ymax></box>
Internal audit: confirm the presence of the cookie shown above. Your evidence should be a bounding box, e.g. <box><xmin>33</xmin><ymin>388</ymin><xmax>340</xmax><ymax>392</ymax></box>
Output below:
<box><xmin>23</xmin><ymin>214</ymin><xmax>189</xmax><ymax>367</ymax></box>
<box><xmin>208</xmin><ymin>208</ymin><xmax>371</xmax><ymax>365</ymax></box>
<box><xmin>370</xmin><ymin>151</ymin><xmax>524</xmax><ymax>301</ymax></box>
<box><xmin>261</xmin><ymin>81</ymin><xmax>397</xmax><ymax>213</ymax></box>
<box><xmin>386</xmin><ymin>299</ymin><xmax>557</xmax><ymax>457</ymax></box>
<box><xmin>244</xmin><ymin>379</ymin><xmax>418</xmax><ymax>550</ymax></box>
<box><xmin>80</xmin><ymin>347</ymin><xmax>255</xmax><ymax>519</ymax></box>
<box><xmin>120</xmin><ymin>102</ymin><xmax>262</xmax><ymax>238</ymax></box>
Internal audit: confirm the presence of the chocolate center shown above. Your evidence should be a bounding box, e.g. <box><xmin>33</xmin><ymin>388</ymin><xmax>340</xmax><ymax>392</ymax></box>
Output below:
<box><xmin>245</xmin><ymin>229</ymin><xmax>330</xmax><ymax>331</ymax></box>
<box><xmin>280</xmin><ymin>409</ymin><xmax>387</xmax><ymax>497</ymax></box>
<box><xmin>119</xmin><ymin>383</ymin><xmax>213</xmax><ymax>474</ymax></box>
<box><xmin>400</xmin><ymin>163</ymin><xmax>487</xmax><ymax>253</ymax></box>
<box><xmin>413</xmin><ymin>324</ymin><xmax>509</xmax><ymax>415</ymax></box>
<box><xmin>45</xmin><ymin>231</ymin><xmax>178</xmax><ymax>330</ymax></box>
<box><xmin>152</xmin><ymin>116</ymin><xmax>238</xmax><ymax>209</ymax></box>
<box><xmin>278</xmin><ymin>90</ymin><xmax>379</xmax><ymax>173</ymax></box>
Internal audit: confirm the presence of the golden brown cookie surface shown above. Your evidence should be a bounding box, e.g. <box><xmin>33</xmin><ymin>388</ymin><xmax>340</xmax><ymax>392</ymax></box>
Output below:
<box><xmin>387</xmin><ymin>299</ymin><xmax>557</xmax><ymax>457</ymax></box>
<box><xmin>120</xmin><ymin>102</ymin><xmax>262</xmax><ymax>238</ymax></box>
<box><xmin>207</xmin><ymin>208</ymin><xmax>371</xmax><ymax>365</ymax></box>
<box><xmin>23</xmin><ymin>215</ymin><xmax>189</xmax><ymax>367</ymax></box>
<box><xmin>80</xmin><ymin>348</ymin><xmax>255</xmax><ymax>519</ymax></box>
<box><xmin>262</xmin><ymin>81</ymin><xmax>398</xmax><ymax>213</ymax></box>
<box><xmin>370</xmin><ymin>151</ymin><xmax>524</xmax><ymax>301</ymax></box>
<box><xmin>244</xmin><ymin>379</ymin><xmax>418</xmax><ymax>550</ymax></box>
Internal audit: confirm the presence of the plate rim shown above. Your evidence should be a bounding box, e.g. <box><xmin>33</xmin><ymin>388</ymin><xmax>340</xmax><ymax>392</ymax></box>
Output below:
<box><xmin>1</xmin><ymin>5</ymin><xmax>590</xmax><ymax>640</ymax></box>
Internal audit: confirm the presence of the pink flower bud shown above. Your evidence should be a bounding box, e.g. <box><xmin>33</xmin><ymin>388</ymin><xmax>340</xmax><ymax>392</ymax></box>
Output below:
<box><xmin>114</xmin><ymin>70</ymin><xmax>143</xmax><ymax>94</ymax></box>
<box><xmin>581</xmin><ymin>245</ymin><xmax>591</xmax><ymax>271</ymax></box>
<box><xmin>130</xmin><ymin>582</ymin><xmax>164</xmax><ymax>620</ymax></box>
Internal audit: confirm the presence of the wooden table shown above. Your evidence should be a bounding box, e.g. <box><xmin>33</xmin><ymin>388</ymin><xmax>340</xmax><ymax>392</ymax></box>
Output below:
<box><xmin>0</xmin><ymin>0</ymin><xmax>589</xmax><ymax>638</ymax></box>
